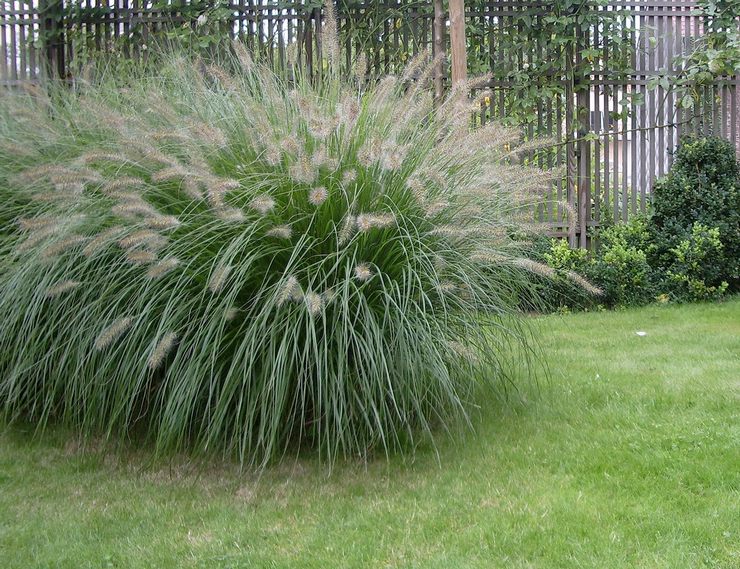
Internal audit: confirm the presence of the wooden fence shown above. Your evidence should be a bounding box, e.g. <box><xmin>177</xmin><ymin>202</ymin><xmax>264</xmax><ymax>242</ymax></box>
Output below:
<box><xmin>2</xmin><ymin>1</ymin><xmax>738</xmax><ymax>247</ymax></box>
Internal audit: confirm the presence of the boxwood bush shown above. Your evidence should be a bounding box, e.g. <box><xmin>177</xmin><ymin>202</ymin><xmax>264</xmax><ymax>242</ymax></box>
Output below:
<box><xmin>650</xmin><ymin>136</ymin><xmax>739</xmax><ymax>295</ymax></box>
<box><xmin>536</xmin><ymin>136</ymin><xmax>739</xmax><ymax>310</ymax></box>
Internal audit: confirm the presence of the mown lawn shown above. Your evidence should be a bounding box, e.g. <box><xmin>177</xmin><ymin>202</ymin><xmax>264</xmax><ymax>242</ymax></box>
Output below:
<box><xmin>1</xmin><ymin>300</ymin><xmax>738</xmax><ymax>568</ymax></box>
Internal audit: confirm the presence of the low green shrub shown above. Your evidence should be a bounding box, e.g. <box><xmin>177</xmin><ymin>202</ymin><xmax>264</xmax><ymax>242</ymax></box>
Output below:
<box><xmin>516</xmin><ymin>234</ymin><xmax>601</xmax><ymax>312</ymax></box>
<box><xmin>589</xmin><ymin>218</ymin><xmax>655</xmax><ymax>308</ymax></box>
<box><xmin>536</xmin><ymin>136</ymin><xmax>739</xmax><ymax>311</ymax></box>
<box><xmin>649</xmin><ymin>136</ymin><xmax>739</xmax><ymax>291</ymax></box>
<box><xmin>664</xmin><ymin>222</ymin><xmax>729</xmax><ymax>302</ymax></box>
<box><xmin>0</xmin><ymin>24</ymin><xmax>566</xmax><ymax>466</ymax></box>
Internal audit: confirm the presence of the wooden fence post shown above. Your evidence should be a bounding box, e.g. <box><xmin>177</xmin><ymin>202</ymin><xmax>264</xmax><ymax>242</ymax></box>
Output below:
<box><xmin>575</xmin><ymin>20</ymin><xmax>591</xmax><ymax>249</ymax></box>
<box><xmin>565</xmin><ymin>34</ymin><xmax>577</xmax><ymax>248</ymax></box>
<box><xmin>448</xmin><ymin>0</ymin><xmax>466</xmax><ymax>86</ymax></box>
<box><xmin>433</xmin><ymin>0</ymin><xmax>444</xmax><ymax>103</ymax></box>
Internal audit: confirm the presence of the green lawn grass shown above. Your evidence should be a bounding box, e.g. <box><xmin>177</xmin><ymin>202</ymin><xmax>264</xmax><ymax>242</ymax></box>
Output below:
<box><xmin>1</xmin><ymin>300</ymin><xmax>738</xmax><ymax>568</ymax></box>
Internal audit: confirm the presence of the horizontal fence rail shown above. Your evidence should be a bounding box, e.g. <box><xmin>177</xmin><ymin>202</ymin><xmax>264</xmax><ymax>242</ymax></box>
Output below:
<box><xmin>2</xmin><ymin>0</ymin><xmax>738</xmax><ymax>247</ymax></box>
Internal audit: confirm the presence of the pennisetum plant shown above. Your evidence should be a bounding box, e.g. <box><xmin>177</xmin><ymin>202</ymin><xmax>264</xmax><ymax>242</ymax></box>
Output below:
<box><xmin>0</xmin><ymin>2</ymin><xmax>597</xmax><ymax>468</ymax></box>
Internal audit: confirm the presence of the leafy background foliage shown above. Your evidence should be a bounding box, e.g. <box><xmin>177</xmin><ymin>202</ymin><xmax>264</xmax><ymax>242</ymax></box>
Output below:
<box><xmin>535</xmin><ymin>136</ymin><xmax>740</xmax><ymax>310</ymax></box>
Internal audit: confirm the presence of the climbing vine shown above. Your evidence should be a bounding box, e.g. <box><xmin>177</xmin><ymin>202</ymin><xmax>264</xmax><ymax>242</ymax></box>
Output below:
<box><xmin>649</xmin><ymin>0</ymin><xmax>740</xmax><ymax>110</ymax></box>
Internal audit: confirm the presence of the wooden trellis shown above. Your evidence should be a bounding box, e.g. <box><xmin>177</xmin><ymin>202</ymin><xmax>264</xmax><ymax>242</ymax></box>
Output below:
<box><xmin>2</xmin><ymin>0</ymin><xmax>738</xmax><ymax>247</ymax></box>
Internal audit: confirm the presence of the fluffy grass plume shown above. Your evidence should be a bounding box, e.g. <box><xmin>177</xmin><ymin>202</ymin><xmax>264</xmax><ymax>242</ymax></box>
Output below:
<box><xmin>0</xmin><ymin>9</ymin><xmax>577</xmax><ymax>468</ymax></box>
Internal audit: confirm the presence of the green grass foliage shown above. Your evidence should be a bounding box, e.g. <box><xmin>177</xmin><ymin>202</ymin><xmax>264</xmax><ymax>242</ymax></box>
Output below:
<box><xmin>0</xmin><ymin>30</ymin><xmax>570</xmax><ymax>466</ymax></box>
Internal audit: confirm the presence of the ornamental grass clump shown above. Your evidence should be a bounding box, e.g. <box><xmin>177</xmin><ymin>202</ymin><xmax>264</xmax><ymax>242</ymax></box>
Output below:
<box><xmin>0</xmin><ymin>18</ymin><xmax>576</xmax><ymax>467</ymax></box>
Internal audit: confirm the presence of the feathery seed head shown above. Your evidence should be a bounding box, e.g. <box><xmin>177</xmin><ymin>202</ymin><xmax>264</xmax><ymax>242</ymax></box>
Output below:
<box><xmin>208</xmin><ymin>263</ymin><xmax>232</xmax><ymax>294</ymax></box>
<box><xmin>119</xmin><ymin>230</ymin><xmax>164</xmax><ymax>250</ymax></box>
<box><xmin>309</xmin><ymin>186</ymin><xmax>328</xmax><ymax>206</ymax></box>
<box><xmin>337</xmin><ymin>96</ymin><xmax>360</xmax><ymax>128</ymax></box>
<box><xmin>232</xmin><ymin>40</ymin><xmax>254</xmax><ymax>72</ymax></box>
<box><xmin>380</xmin><ymin>144</ymin><xmax>408</xmax><ymax>171</ymax></box>
<box><xmin>151</xmin><ymin>166</ymin><xmax>187</xmax><ymax>183</ymax></box>
<box><xmin>112</xmin><ymin>199</ymin><xmax>157</xmax><ymax>219</ymax></box>
<box><xmin>46</xmin><ymin>280</ymin><xmax>81</xmax><ymax>298</ymax></box>
<box><xmin>288</xmin><ymin>154</ymin><xmax>316</xmax><ymax>184</ymax></box>
<box><xmin>53</xmin><ymin>182</ymin><xmax>85</xmax><ymax>194</ymax></box>
<box><xmin>31</xmin><ymin>191</ymin><xmax>76</xmax><ymax>204</ymax></box>
<box><xmin>146</xmin><ymin>257</ymin><xmax>180</xmax><ymax>279</ymax></box>
<box><xmin>310</xmin><ymin>147</ymin><xmax>339</xmax><ymax>172</ymax></box>
<box><xmin>83</xmin><ymin>226</ymin><xmax>125</xmax><ymax>257</ymax></box>
<box><xmin>125</xmin><ymin>249</ymin><xmax>158</xmax><ymax>265</ymax></box>
<box><xmin>338</xmin><ymin>215</ymin><xmax>356</xmax><ymax>245</ymax></box>
<box><xmin>277</xmin><ymin>275</ymin><xmax>302</xmax><ymax>306</ymax></box>
<box><xmin>406</xmin><ymin>174</ymin><xmax>426</xmax><ymax>200</ymax></box>
<box><xmin>140</xmin><ymin>146</ymin><xmax>179</xmax><ymax>167</ymax></box>
<box><xmin>470</xmin><ymin>251</ymin><xmax>506</xmax><ymax>264</ymax></box>
<box><xmin>354</xmin><ymin>263</ymin><xmax>373</xmax><ymax>281</ymax></box>
<box><xmin>101</xmin><ymin>177</ymin><xmax>146</xmax><ymax>197</ymax></box>
<box><xmin>212</xmin><ymin>178</ymin><xmax>241</xmax><ymax>194</ymax></box>
<box><xmin>94</xmin><ymin>317</ymin><xmax>133</xmax><ymax>351</ymax></box>
<box><xmin>356</xmin><ymin>213</ymin><xmax>396</xmax><ymax>232</ymax></box>
<box><xmin>206</xmin><ymin>187</ymin><xmax>225</xmax><ymax>209</ymax></box>
<box><xmin>354</xmin><ymin>53</ymin><xmax>367</xmax><ymax>83</ymax></box>
<box><xmin>430</xmin><ymin>225</ymin><xmax>478</xmax><ymax>239</ymax></box>
<box><xmin>182</xmin><ymin>178</ymin><xmax>203</xmax><ymax>200</ymax></box>
<box><xmin>448</xmin><ymin>340</ymin><xmax>478</xmax><ymax>363</ymax></box>
<box><xmin>305</xmin><ymin>291</ymin><xmax>324</xmax><ymax>316</ymax></box>
<box><xmin>17</xmin><ymin>217</ymin><xmax>56</xmax><ymax>231</ymax></box>
<box><xmin>76</xmin><ymin>152</ymin><xmax>133</xmax><ymax>166</ymax></box>
<box><xmin>341</xmin><ymin>169</ymin><xmax>357</xmax><ymax>185</ymax></box>
<box><xmin>16</xmin><ymin>225</ymin><xmax>60</xmax><ymax>253</ymax></box>
<box><xmin>189</xmin><ymin>120</ymin><xmax>227</xmax><ymax>148</ymax></box>
<box><xmin>425</xmin><ymin>201</ymin><xmax>449</xmax><ymax>217</ymax></box>
<box><xmin>206</xmin><ymin>63</ymin><xmax>237</xmax><ymax>91</ymax></box>
<box><xmin>15</xmin><ymin>163</ymin><xmax>64</xmax><ymax>184</ymax></box>
<box><xmin>511</xmin><ymin>257</ymin><xmax>557</xmax><ymax>279</ymax></box>
<box><xmin>249</xmin><ymin>194</ymin><xmax>275</xmax><ymax>215</ymax></box>
<box><xmin>266</xmin><ymin>225</ymin><xmax>292</xmax><ymax>239</ymax></box>
<box><xmin>41</xmin><ymin>235</ymin><xmax>88</xmax><ymax>260</ymax></box>
<box><xmin>322</xmin><ymin>287</ymin><xmax>337</xmax><ymax>305</ymax></box>
<box><xmin>49</xmin><ymin>168</ymin><xmax>102</xmax><ymax>185</ymax></box>
<box><xmin>322</xmin><ymin>0</ymin><xmax>340</xmax><ymax>68</ymax></box>
<box><xmin>145</xmin><ymin>215</ymin><xmax>181</xmax><ymax>230</ymax></box>
<box><xmin>280</xmin><ymin>137</ymin><xmax>299</xmax><ymax>156</ymax></box>
<box><xmin>565</xmin><ymin>271</ymin><xmax>603</xmax><ymax>296</ymax></box>
<box><xmin>148</xmin><ymin>332</ymin><xmax>178</xmax><ymax>370</ymax></box>
<box><xmin>357</xmin><ymin>138</ymin><xmax>380</xmax><ymax>168</ymax></box>
<box><xmin>216</xmin><ymin>207</ymin><xmax>246</xmax><ymax>223</ymax></box>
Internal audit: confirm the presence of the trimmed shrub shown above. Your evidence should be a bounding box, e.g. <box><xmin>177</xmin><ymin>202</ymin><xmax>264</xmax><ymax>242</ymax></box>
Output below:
<box><xmin>0</xmin><ymin>34</ymin><xmax>563</xmax><ymax>465</ymax></box>
<box><xmin>649</xmin><ymin>136</ymin><xmax>740</xmax><ymax>291</ymax></box>
<box><xmin>589</xmin><ymin>218</ymin><xmax>656</xmax><ymax>308</ymax></box>
<box><xmin>535</xmin><ymin>136</ymin><xmax>739</xmax><ymax>311</ymax></box>
<box><xmin>664</xmin><ymin>222</ymin><xmax>729</xmax><ymax>302</ymax></box>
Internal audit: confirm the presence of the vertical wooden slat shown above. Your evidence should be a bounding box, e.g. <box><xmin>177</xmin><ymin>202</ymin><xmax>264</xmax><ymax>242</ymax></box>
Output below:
<box><xmin>29</xmin><ymin>0</ymin><xmax>37</xmax><ymax>80</ymax></box>
<box><xmin>602</xmin><ymin>3</ymin><xmax>611</xmax><ymax>226</ymax></box>
<box><xmin>0</xmin><ymin>0</ymin><xmax>8</xmax><ymax>82</ymax></box>
<box><xmin>9</xmin><ymin>0</ymin><xmax>18</xmax><ymax>80</ymax></box>
<box><xmin>592</xmin><ymin>15</ymin><xmax>601</xmax><ymax>231</ymax></box>
<box><xmin>656</xmin><ymin>7</ymin><xmax>665</xmax><ymax>180</ymax></box>
<box><xmin>448</xmin><ymin>0</ymin><xmax>466</xmax><ymax>86</ymax></box>
<box><xmin>576</xmin><ymin>12</ymin><xmax>590</xmax><ymax>249</ymax></box>
<box><xmin>565</xmin><ymin>21</ymin><xmax>576</xmax><ymax>247</ymax></box>
<box><xmin>19</xmin><ymin>0</ymin><xmax>28</xmax><ymax>80</ymax></box>
<box><xmin>628</xmin><ymin>5</ymin><xmax>637</xmax><ymax>214</ymax></box>
<box><xmin>433</xmin><ymin>0</ymin><xmax>443</xmax><ymax>104</ymax></box>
